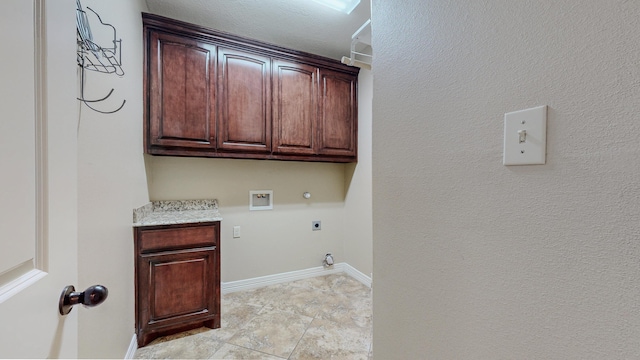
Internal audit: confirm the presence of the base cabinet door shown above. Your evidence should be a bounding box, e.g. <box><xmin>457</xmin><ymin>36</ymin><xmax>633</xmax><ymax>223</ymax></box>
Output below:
<box><xmin>135</xmin><ymin>222</ymin><xmax>220</xmax><ymax>347</ymax></box>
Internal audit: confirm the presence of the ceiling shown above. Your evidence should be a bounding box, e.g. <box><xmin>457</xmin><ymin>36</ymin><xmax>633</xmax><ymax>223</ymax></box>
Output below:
<box><xmin>144</xmin><ymin>0</ymin><xmax>371</xmax><ymax>61</ymax></box>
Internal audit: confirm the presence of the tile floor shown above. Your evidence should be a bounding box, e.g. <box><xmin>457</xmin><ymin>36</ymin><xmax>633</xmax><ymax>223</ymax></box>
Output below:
<box><xmin>134</xmin><ymin>273</ymin><xmax>373</xmax><ymax>359</ymax></box>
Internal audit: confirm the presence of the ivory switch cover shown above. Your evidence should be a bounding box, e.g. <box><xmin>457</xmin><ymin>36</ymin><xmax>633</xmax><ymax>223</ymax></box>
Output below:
<box><xmin>503</xmin><ymin>105</ymin><xmax>547</xmax><ymax>165</ymax></box>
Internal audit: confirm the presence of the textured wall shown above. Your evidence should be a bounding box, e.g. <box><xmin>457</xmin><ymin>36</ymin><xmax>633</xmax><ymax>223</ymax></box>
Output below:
<box><xmin>344</xmin><ymin>69</ymin><xmax>374</xmax><ymax>276</ymax></box>
<box><xmin>77</xmin><ymin>0</ymin><xmax>149</xmax><ymax>357</ymax></box>
<box><xmin>372</xmin><ymin>1</ymin><xmax>640</xmax><ymax>358</ymax></box>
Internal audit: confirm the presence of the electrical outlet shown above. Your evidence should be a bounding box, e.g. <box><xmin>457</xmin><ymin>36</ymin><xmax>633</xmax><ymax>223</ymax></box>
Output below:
<box><xmin>312</xmin><ymin>221</ymin><xmax>321</xmax><ymax>231</ymax></box>
<box><xmin>233</xmin><ymin>226</ymin><xmax>241</xmax><ymax>238</ymax></box>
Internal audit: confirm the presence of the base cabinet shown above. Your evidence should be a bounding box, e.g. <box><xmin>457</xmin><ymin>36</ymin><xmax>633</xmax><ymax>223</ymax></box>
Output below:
<box><xmin>134</xmin><ymin>222</ymin><xmax>220</xmax><ymax>347</ymax></box>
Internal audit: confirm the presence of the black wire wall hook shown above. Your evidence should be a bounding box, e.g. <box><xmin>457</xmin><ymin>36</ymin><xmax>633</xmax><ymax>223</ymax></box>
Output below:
<box><xmin>77</xmin><ymin>64</ymin><xmax>126</xmax><ymax>114</ymax></box>
<box><xmin>77</xmin><ymin>90</ymin><xmax>126</xmax><ymax>114</ymax></box>
<box><xmin>76</xmin><ymin>0</ymin><xmax>126</xmax><ymax>114</ymax></box>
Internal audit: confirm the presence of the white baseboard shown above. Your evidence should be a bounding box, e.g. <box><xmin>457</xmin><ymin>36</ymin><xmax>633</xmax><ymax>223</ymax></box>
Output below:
<box><xmin>341</xmin><ymin>262</ymin><xmax>373</xmax><ymax>288</ymax></box>
<box><xmin>221</xmin><ymin>262</ymin><xmax>372</xmax><ymax>294</ymax></box>
<box><xmin>124</xmin><ymin>334</ymin><xmax>137</xmax><ymax>359</ymax></box>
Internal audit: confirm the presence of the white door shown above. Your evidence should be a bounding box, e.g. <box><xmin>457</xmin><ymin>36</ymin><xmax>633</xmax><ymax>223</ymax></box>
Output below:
<box><xmin>0</xmin><ymin>0</ymin><xmax>79</xmax><ymax>358</ymax></box>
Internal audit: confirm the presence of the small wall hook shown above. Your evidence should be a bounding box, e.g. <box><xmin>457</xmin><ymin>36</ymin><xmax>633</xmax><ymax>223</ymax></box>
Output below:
<box><xmin>303</xmin><ymin>192</ymin><xmax>311</xmax><ymax>199</ymax></box>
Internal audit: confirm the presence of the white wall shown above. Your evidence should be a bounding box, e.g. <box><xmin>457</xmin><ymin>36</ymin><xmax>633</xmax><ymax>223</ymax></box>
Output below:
<box><xmin>147</xmin><ymin>157</ymin><xmax>348</xmax><ymax>281</ymax></box>
<box><xmin>372</xmin><ymin>1</ymin><xmax>640</xmax><ymax>358</ymax></box>
<box><xmin>344</xmin><ymin>69</ymin><xmax>373</xmax><ymax>277</ymax></box>
<box><xmin>77</xmin><ymin>0</ymin><xmax>149</xmax><ymax>357</ymax></box>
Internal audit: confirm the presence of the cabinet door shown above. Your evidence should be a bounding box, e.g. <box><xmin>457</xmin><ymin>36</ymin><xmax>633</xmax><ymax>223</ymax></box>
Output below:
<box><xmin>148</xmin><ymin>31</ymin><xmax>217</xmax><ymax>149</ymax></box>
<box><xmin>134</xmin><ymin>222</ymin><xmax>221</xmax><ymax>347</ymax></box>
<box><xmin>138</xmin><ymin>247</ymin><xmax>218</xmax><ymax>337</ymax></box>
<box><xmin>218</xmin><ymin>48</ymin><xmax>271</xmax><ymax>153</ymax></box>
<box><xmin>317</xmin><ymin>69</ymin><xmax>357</xmax><ymax>158</ymax></box>
<box><xmin>272</xmin><ymin>60</ymin><xmax>318</xmax><ymax>155</ymax></box>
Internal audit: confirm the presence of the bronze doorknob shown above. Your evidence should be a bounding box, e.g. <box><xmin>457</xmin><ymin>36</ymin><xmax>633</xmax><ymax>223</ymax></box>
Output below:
<box><xmin>59</xmin><ymin>284</ymin><xmax>108</xmax><ymax>315</ymax></box>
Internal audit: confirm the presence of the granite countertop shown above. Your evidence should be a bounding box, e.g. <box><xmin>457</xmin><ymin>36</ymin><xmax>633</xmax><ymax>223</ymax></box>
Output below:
<box><xmin>133</xmin><ymin>199</ymin><xmax>222</xmax><ymax>227</ymax></box>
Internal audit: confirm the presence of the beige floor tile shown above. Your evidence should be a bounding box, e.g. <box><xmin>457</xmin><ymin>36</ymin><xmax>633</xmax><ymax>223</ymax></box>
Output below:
<box><xmin>227</xmin><ymin>308</ymin><xmax>313</xmax><ymax>358</ymax></box>
<box><xmin>223</xmin><ymin>283</ymin><xmax>286</xmax><ymax>308</ymax></box>
<box><xmin>333</xmin><ymin>276</ymin><xmax>372</xmax><ymax>298</ymax></box>
<box><xmin>210</xmin><ymin>343</ymin><xmax>286</xmax><ymax>359</ymax></box>
<box><xmin>134</xmin><ymin>273</ymin><xmax>373</xmax><ymax>360</ymax></box>
<box><xmin>135</xmin><ymin>330</ymin><xmax>225</xmax><ymax>359</ymax></box>
<box><xmin>287</xmin><ymin>274</ymin><xmax>345</xmax><ymax>292</ymax></box>
<box><xmin>208</xmin><ymin>301</ymin><xmax>264</xmax><ymax>341</ymax></box>
<box><xmin>316</xmin><ymin>292</ymin><xmax>372</xmax><ymax>329</ymax></box>
<box><xmin>288</xmin><ymin>318</ymin><xmax>371</xmax><ymax>360</ymax></box>
<box><xmin>266</xmin><ymin>285</ymin><xmax>332</xmax><ymax>318</ymax></box>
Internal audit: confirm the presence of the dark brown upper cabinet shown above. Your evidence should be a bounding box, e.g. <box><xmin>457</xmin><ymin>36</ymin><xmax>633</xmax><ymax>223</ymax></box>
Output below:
<box><xmin>143</xmin><ymin>13</ymin><xmax>359</xmax><ymax>162</ymax></box>
<box><xmin>217</xmin><ymin>48</ymin><xmax>271</xmax><ymax>153</ymax></box>
<box><xmin>318</xmin><ymin>69</ymin><xmax>358</xmax><ymax>157</ymax></box>
<box><xmin>147</xmin><ymin>31</ymin><xmax>217</xmax><ymax>150</ymax></box>
<box><xmin>272</xmin><ymin>59</ymin><xmax>318</xmax><ymax>156</ymax></box>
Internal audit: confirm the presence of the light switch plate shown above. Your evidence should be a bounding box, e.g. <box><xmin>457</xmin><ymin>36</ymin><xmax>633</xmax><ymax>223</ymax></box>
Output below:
<box><xmin>503</xmin><ymin>105</ymin><xmax>547</xmax><ymax>165</ymax></box>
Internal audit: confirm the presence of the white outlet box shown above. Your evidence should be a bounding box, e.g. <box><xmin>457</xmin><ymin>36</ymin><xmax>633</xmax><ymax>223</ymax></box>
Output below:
<box><xmin>233</xmin><ymin>226</ymin><xmax>241</xmax><ymax>238</ymax></box>
<box><xmin>249</xmin><ymin>190</ymin><xmax>273</xmax><ymax>211</ymax></box>
<box><xmin>503</xmin><ymin>105</ymin><xmax>547</xmax><ymax>165</ymax></box>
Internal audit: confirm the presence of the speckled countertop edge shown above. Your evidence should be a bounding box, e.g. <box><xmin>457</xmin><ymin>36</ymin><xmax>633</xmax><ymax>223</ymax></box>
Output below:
<box><xmin>133</xmin><ymin>199</ymin><xmax>222</xmax><ymax>227</ymax></box>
